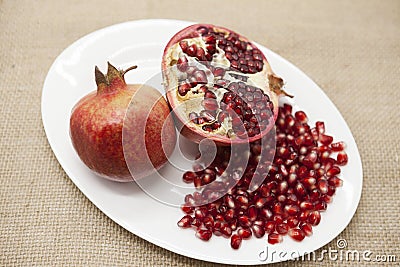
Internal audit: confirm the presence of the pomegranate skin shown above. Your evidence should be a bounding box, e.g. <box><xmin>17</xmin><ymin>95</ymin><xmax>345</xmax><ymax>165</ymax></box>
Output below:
<box><xmin>70</xmin><ymin>63</ymin><xmax>176</xmax><ymax>182</ymax></box>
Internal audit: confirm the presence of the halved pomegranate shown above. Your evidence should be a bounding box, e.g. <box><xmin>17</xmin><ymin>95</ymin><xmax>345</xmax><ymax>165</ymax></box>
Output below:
<box><xmin>162</xmin><ymin>24</ymin><xmax>290</xmax><ymax>145</ymax></box>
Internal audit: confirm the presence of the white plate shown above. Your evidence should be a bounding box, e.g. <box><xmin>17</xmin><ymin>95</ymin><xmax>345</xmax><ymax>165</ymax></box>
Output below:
<box><xmin>41</xmin><ymin>19</ymin><xmax>363</xmax><ymax>265</ymax></box>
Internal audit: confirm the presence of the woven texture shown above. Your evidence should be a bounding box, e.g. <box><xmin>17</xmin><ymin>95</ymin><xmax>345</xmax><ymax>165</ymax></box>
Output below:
<box><xmin>1</xmin><ymin>0</ymin><xmax>399</xmax><ymax>266</ymax></box>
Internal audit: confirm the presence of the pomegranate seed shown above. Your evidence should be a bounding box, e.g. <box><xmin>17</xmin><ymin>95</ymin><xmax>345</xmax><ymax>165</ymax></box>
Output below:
<box><xmin>224</xmin><ymin>209</ymin><xmax>235</xmax><ymax>222</ymax></box>
<box><xmin>328</xmin><ymin>176</ymin><xmax>343</xmax><ymax>187</ymax></box>
<box><xmin>221</xmin><ymin>224</ymin><xmax>233</xmax><ymax>237</ymax></box>
<box><xmin>299</xmin><ymin>222</ymin><xmax>313</xmax><ymax>236</ymax></box>
<box><xmin>181</xmin><ymin>204</ymin><xmax>194</xmax><ymax>214</ymax></box>
<box><xmin>308</xmin><ymin>210</ymin><xmax>321</xmax><ymax>226</ymax></box>
<box><xmin>202</xmin><ymin>98</ymin><xmax>219</xmax><ymax>111</ymax></box>
<box><xmin>251</xmin><ymin>224</ymin><xmax>265</xmax><ymax>238</ymax></box>
<box><xmin>177</xmin><ymin>56</ymin><xmax>188</xmax><ymax>72</ymax></box>
<box><xmin>310</xmin><ymin>127</ymin><xmax>319</xmax><ymax>141</ymax></box>
<box><xmin>195</xmin><ymin>47</ymin><xmax>207</xmax><ymax>61</ymax></box>
<box><xmin>277</xmin><ymin>194</ymin><xmax>286</xmax><ymax>203</ymax></box>
<box><xmin>191</xmin><ymin>218</ymin><xmax>202</xmax><ymax>228</ymax></box>
<box><xmin>316</xmin><ymin>121</ymin><xmax>325</xmax><ymax>134</ymax></box>
<box><xmin>201</xmin><ymin>172</ymin><xmax>215</xmax><ymax>184</ymax></box>
<box><xmin>179</xmin><ymin>40</ymin><xmax>188</xmax><ymax>51</ymax></box>
<box><xmin>178</xmin><ymin>83</ymin><xmax>191</xmax><ymax>96</ymax></box>
<box><xmin>238</xmin><ymin>215</ymin><xmax>252</xmax><ymax>228</ymax></box>
<box><xmin>309</xmin><ymin>189</ymin><xmax>321</xmax><ymax>202</ymax></box>
<box><xmin>229</xmin><ymin>219</ymin><xmax>238</xmax><ymax>231</ymax></box>
<box><xmin>286</xmin><ymin>193</ymin><xmax>298</xmax><ymax>204</ymax></box>
<box><xmin>177</xmin><ymin>215</ymin><xmax>193</xmax><ymax>228</ymax></box>
<box><xmin>273</xmin><ymin>214</ymin><xmax>284</xmax><ymax>224</ymax></box>
<box><xmin>273</xmin><ymin>202</ymin><xmax>284</xmax><ymax>215</ymax></box>
<box><xmin>184</xmin><ymin>194</ymin><xmax>195</xmax><ymax>205</ymax></box>
<box><xmin>326</xmin><ymin>166</ymin><xmax>341</xmax><ymax>177</ymax></box>
<box><xmin>255</xmin><ymin>197</ymin><xmax>268</xmax><ymax>208</ymax></box>
<box><xmin>268</xmin><ymin>233</ymin><xmax>283</xmax><ymax>244</ymax></box>
<box><xmin>276</xmin><ymin>223</ymin><xmax>289</xmax><ymax>235</ymax></box>
<box><xmin>237</xmin><ymin>227</ymin><xmax>252</xmax><ymax>239</ymax></box>
<box><xmin>224</xmin><ymin>195</ymin><xmax>236</xmax><ymax>209</ymax></box>
<box><xmin>299</xmin><ymin>211</ymin><xmax>310</xmax><ymax>222</ymax></box>
<box><xmin>186</xmin><ymin>44</ymin><xmax>197</xmax><ymax>57</ymax></box>
<box><xmin>336</xmin><ymin>151</ymin><xmax>348</xmax><ymax>166</ymax></box>
<box><xmin>231</xmin><ymin>234</ymin><xmax>242</xmax><ymax>249</ymax></box>
<box><xmin>288</xmin><ymin>228</ymin><xmax>305</xmax><ymax>242</ymax></box>
<box><xmin>277</xmin><ymin>147</ymin><xmax>289</xmax><ymax>158</ymax></box>
<box><xmin>253</xmin><ymin>220</ymin><xmax>264</xmax><ymax>227</ymax></box>
<box><xmin>194</xmin><ymin>176</ymin><xmax>202</xmax><ymax>189</ymax></box>
<box><xmin>196</xmin><ymin>229</ymin><xmax>212</xmax><ymax>241</ymax></box>
<box><xmin>212</xmin><ymin>221</ymin><xmax>222</xmax><ymax>236</ymax></box>
<box><xmin>319</xmin><ymin>134</ymin><xmax>333</xmax><ymax>145</ymax></box>
<box><xmin>331</xmin><ymin>141</ymin><xmax>346</xmax><ymax>152</ymax></box>
<box><xmin>314</xmin><ymin>200</ymin><xmax>327</xmax><ymax>211</ymax></box>
<box><xmin>288</xmin><ymin>173</ymin><xmax>298</xmax><ymax>185</ymax></box>
<box><xmin>260</xmin><ymin>208</ymin><xmax>273</xmax><ymax>220</ymax></box>
<box><xmin>203</xmin><ymin>216</ymin><xmax>214</xmax><ymax>230</ymax></box>
<box><xmin>295</xmin><ymin>182</ymin><xmax>306</xmax><ymax>197</ymax></box>
<box><xmin>287</xmin><ymin>217</ymin><xmax>300</xmax><ymax>228</ymax></box>
<box><xmin>194</xmin><ymin>208</ymin><xmax>207</xmax><ymax>220</ymax></box>
<box><xmin>327</xmin><ymin>185</ymin><xmax>336</xmax><ymax>196</ymax></box>
<box><xmin>322</xmin><ymin>194</ymin><xmax>333</xmax><ymax>203</ymax></box>
<box><xmin>236</xmin><ymin>195</ymin><xmax>249</xmax><ymax>205</ymax></box>
<box><xmin>295</xmin><ymin>111</ymin><xmax>308</xmax><ymax>124</ymax></box>
<box><xmin>204</xmin><ymin>91</ymin><xmax>217</xmax><ymax>100</ymax></box>
<box><xmin>264</xmin><ymin>221</ymin><xmax>276</xmax><ymax>234</ymax></box>
<box><xmin>278</xmin><ymin>180</ymin><xmax>289</xmax><ymax>193</ymax></box>
<box><xmin>215</xmin><ymin>214</ymin><xmax>224</xmax><ymax>222</ymax></box>
<box><xmin>318</xmin><ymin>179</ymin><xmax>329</xmax><ymax>194</ymax></box>
<box><xmin>285</xmin><ymin>204</ymin><xmax>300</xmax><ymax>216</ymax></box>
<box><xmin>213</xmin><ymin>67</ymin><xmax>225</xmax><ymax>77</ymax></box>
<box><xmin>302</xmin><ymin>177</ymin><xmax>316</xmax><ymax>187</ymax></box>
<box><xmin>285</xmin><ymin>115</ymin><xmax>295</xmax><ymax>128</ymax></box>
<box><xmin>303</xmin><ymin>151</ymin><xmax>318</xmax><ymax>168</ymax></box>
<box><xmin>248</xmin><ymin>205</ymin><xmax>258</xmax><ymax>221</ymax></box>
<box><xmin>297</xmin><ymin>166</ymin><xmax>308</xmax><ymax>178</ymax></box>
<box><xmin>282</xmin><ymin>104</ymin><xmax>293</xmax><ymax>115</ymax></box>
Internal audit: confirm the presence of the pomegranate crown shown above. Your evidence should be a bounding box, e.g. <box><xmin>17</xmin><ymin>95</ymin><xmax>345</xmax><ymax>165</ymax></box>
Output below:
<box><xmin>94</xmin><ymin>62</ymin><xmax>137</xmax><ymax>94</ymax></box>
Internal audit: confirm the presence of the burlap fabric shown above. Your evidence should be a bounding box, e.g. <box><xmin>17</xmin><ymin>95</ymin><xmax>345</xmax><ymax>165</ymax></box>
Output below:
<box><xmin>1</xmin><ymin>0</ymin><xmax>399</xmax><ymax>266</ymax></box>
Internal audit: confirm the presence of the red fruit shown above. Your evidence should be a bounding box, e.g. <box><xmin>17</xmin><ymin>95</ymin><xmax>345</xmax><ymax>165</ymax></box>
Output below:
<box><xmin>330</xmin><ymin>141</ymin><xmax>346</xmax><ymax>152</ymax></box>
<box><xmin>336</xmin><ymin>151</ymin><xmax>348</xmax><ymax>166</ymax></box>
<box><xmin>299</xmin><ymin>222</ymin><xmax>313</xmax><ymax>236</ymax></box>
<box><xmin>268</xmin><ymin>233</ymin><xmax>283</xmax><ymax>244</ymax></box>
<box><xmin>70</xmin><ymin>63</ymin><xmax>176</xmax><ymax>181</ymax></box>
<box><xmin>162</xmin><ymin>24</ymin><xmax>291</xmax><ymax>145</ymax></box>
<box><xmin>251</xmin><ymin>224</ymin><xmax>265</xmax><ymax>238</ymax></box>
<box><xmin>308</xmin><ymin>210</ymin><xmax>321</xmax><ymax>226</ymax></box>
<box><xmin>231</xmin><ymin>234</ymin><xmax>242</xmax><ymax>249</ymax></box>
<box><xmin>177</xmin><ymin>215</ymin><xmax>193</xmax><ymax>228</ymax></box>
<box><xmin>264</xmin><ymin>221</ymin><xmax>276</xmax><ymax>234</ymax></box>
<box><xmin>276</xmin><ymin>223</ymin><xmax>289</xmax><ymax>235</ymax></box>
<box><xmin>288</xmin><ymin>228</ymin><xmax>305</xmax><ymax>241</ymax></box>
<box><xmin>237</xmin><ymin>227</ymin><xmax>252</xmax><ymax>239</ymax></box>
<box><xmin>196</xmin><ymin>229</ymin><xmax>212</xmax><ymax>241</ymax></box>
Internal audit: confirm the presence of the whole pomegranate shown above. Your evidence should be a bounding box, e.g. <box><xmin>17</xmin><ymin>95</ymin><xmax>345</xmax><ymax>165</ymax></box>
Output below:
<box><xmin>162</xmin><ymin>24</ymin><xmax>291</xmax><ymax>145</ymax></box>
<box><xmin>70</xmin><ymin>62</ymin><xmax>176</xmax><ymax>182</ymax></box>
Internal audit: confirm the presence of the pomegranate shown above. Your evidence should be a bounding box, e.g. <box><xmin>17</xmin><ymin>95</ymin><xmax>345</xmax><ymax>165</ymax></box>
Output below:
<box><xmin>70</xmin><ymin>62</ymin><xmax>176</xmax><ymax>182</ymax></box>
<box><xmin>177</xmin><ymin>104</ymin><xmax>348</xmax><ymax>248</ymax></box>
<box><xmin>162</xmin><ymin>24</ymin><xmax>290</xmax><ymax>145</ymax></box>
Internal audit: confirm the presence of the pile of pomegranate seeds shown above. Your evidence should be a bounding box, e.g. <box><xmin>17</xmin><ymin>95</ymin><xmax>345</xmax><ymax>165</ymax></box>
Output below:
<box><xmin>177</xmin><ymin>103</ymin><xmax>348</xmax><ymax>249</ymax></box>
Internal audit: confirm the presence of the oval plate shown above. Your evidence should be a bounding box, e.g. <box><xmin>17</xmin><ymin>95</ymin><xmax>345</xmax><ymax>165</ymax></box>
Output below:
<box><xmin>41</xmin><ymin>19</ymin><xmax>362</xmax><ymax>265</ymax></box>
